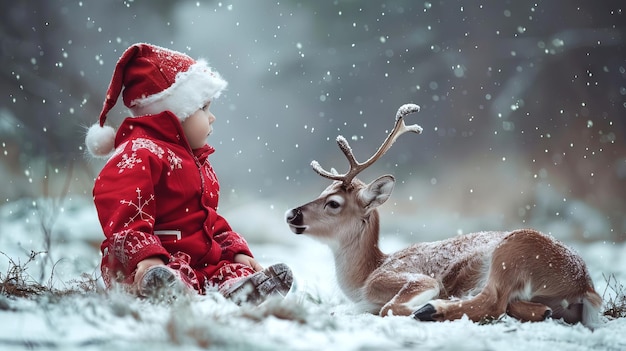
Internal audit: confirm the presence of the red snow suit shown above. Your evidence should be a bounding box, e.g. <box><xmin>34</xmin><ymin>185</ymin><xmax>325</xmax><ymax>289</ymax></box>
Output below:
<box><xmin>94</xmin><ymin>111</ymin><xmax>254</xmax><ymax>292</ymax></box>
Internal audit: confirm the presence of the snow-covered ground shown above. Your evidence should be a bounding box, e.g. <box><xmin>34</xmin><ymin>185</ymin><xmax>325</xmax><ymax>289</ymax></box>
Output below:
<box><xmin>0</xmin><ymin>196</ymin><xmax>625</xmax><ymax>351</ymax></box>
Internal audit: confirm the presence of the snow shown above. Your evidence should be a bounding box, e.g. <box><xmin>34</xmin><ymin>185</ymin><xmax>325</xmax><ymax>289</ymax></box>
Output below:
<box><xmin>0</xmin><ymin>197</ymin><xmax>625</xmax><ymax>351</ymax></box>
<box><xmin>395</xmin><ymin>103</ymin><xmax>420</xmax><ymax>121</ymax></box>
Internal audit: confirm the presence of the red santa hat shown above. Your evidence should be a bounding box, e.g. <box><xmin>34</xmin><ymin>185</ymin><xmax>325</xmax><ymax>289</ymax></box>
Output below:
<box><xmin>85</xmin><ymin>43</ymin><xmax>228</xmax><ymax>157</ymax></box>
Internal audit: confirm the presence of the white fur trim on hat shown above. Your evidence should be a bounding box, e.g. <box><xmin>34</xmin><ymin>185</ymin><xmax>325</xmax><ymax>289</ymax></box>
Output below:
<box><xmin>85</xmin><ymin>123</ymin><xmax>116</xmax><ymax>157</ymax></box>
<box><xmin>129</xmin><ymin>59</ymin><xmax>227</xmax><ymax>120</ymax></box>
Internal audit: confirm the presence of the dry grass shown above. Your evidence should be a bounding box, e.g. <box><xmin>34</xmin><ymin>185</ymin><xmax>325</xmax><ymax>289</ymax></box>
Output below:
<box><xmin>602</xmin><ymin>273</ymin><xmax>626</xmax><ymax>319</ymax></box>
<box><xmin>0</xmin><ymin>250</ymin><xmax>99</xmax><ymax>299</ymax></box>
<box><xmin>0</xmin><ymin>251</ymin><xmax>48</xmax><ymax>298</ymax></box>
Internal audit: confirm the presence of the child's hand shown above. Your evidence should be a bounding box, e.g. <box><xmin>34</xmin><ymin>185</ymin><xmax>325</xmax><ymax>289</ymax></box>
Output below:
<box><xmin>134</xmin><ymin>256</ymin><xmax>166</xmax><ymax>283</ymax></box>
<box><xmin>234</xmin><ymin>253</ymin><xmax>263</xmax><ymax>272</ymax></box>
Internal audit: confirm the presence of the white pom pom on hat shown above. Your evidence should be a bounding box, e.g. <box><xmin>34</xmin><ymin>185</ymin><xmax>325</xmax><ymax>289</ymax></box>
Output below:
<box><xmin>85</xmin><ymin>124</ymin><xmax>116</xmax><ymax>157</ymax></box>
<box><xmin>85</xmin><ymin>43</ymin><xmax>228</xmax><ymax>157</ymax></box>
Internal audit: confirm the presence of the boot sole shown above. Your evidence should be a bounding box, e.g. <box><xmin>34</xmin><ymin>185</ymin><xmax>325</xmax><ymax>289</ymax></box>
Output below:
<box><xmin>226</xmin><ymin>263</ymin><xmax>293</xmax><ymax>305</ymax></box>
<box><xmin>138</xmin><ymin>266</ymin><xmax>186</xmax><ymax>300</ymax></box>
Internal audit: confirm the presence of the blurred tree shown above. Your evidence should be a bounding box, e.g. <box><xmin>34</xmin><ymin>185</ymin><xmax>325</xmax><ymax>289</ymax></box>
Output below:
<box><xmin>0</xmin><ymin>0</ymin><xmax>181</xmax><ymax>200</ymax></box>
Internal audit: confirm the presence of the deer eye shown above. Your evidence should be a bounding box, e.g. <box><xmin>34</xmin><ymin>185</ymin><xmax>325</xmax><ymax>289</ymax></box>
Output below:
<box><xmin>324</xmin><ymin>195</ymin><xmax>344</xmax><ymax>212</ymax></box>
<box><xmin>326</xmin><ymin>200</ymin><xmax>340</xmax><ymax>209</ymax></box>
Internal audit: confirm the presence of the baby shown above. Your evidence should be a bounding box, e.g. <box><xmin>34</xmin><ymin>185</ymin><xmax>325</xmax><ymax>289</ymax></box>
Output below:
<box><xmin>85</xmin><ymin>43</ymin><xmax>292</xmax><ymax>303</ymax></box>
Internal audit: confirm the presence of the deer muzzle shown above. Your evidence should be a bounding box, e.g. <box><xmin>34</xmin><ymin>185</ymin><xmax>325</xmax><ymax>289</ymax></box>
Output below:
<box><xmin>285</xmin><ymin>208</ymin><xmax>307</xmax><ymax>234</ymax></box>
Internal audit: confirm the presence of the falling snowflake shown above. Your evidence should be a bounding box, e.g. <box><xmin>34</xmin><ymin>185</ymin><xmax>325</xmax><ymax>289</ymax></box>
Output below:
<box><xmin>117</xmin><ymin>152</ymin><xmax>142</xmax><ymax>173</ymax></box>
<box><xmin>120</xmin><ymin>187</ymin><xmax>155</xmax><ymax>227</ymax></box>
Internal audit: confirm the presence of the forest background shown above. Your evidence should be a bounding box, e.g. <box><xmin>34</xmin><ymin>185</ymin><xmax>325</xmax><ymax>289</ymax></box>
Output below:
<box><xmin>1</xmin><ymin>0</ymin><xmax>624</xmax><ymax>244</ymax></box>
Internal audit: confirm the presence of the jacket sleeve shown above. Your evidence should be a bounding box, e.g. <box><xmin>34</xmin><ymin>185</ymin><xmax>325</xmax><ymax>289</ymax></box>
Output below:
<box><xmin>211</xmin><ymin>212</ymin><xmax>254</xmax><ymax>262</ymax></box>
<box><xmin>95</xmin><ymin>145</ymin><xmax>170</xmax><ymax>276</ymax></box>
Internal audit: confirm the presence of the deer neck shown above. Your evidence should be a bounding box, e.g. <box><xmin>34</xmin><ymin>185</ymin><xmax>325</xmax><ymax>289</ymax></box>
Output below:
<box><xmin>332</xmin><ymin>210</ymin><xmax>386</xmax><ymax>300</ymax></box>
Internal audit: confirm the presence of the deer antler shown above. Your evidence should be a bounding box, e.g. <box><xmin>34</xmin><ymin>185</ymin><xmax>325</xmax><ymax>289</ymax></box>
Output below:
<box><xmin>311</xmin><ymin>103</ymin><xmax>422</xmax><ymax>187</ymax></box>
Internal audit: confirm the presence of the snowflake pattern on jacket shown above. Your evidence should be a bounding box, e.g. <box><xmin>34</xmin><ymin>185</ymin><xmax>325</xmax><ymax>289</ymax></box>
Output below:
<box><xmin>94</xmin><ymin>111</ymin><xmax>254</xmax><ymax>292</ymax></box>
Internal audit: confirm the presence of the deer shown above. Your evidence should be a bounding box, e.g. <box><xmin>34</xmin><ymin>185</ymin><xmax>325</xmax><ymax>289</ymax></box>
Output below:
<box><xmin>285</xmin><ymin>104</ymin><xmax>602</xmax><ymax>327</ymax></box>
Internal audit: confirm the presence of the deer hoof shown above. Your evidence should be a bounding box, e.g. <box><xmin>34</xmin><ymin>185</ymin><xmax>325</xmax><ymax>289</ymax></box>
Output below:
<box><xmin>542</xmin><ymin>308</ymin><xmax>552</xmax><ymax>320</ymax></box>
<box><xmin>412</xmin><ymin>304</ymin><xmax>437</xmax><ymax>321</ymax></box>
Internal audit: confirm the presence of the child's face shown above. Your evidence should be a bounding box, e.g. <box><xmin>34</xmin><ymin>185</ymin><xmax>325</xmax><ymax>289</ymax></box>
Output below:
<box><xmin>182</xmin><ymin>102</ymin><xmax>216</xmax><ymax>149</ymax></box>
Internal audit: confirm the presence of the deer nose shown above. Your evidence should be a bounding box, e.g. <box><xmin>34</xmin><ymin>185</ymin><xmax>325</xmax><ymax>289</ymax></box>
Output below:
<box><xmin>285</xmin><ymin>208</ymin><xmax>303</xmax><ymax>225</ymax></box>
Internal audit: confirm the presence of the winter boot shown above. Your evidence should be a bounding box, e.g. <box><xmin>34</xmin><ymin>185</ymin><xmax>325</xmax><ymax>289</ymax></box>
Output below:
<box><xmin>224</xmin><ymin>263</ymin><xmax>293</xmax><ymax>305</ymax></box>
<box><xmin>137</xmin><ymin>265</ymin><xmax>189</xmax><ymax>301</ymax></box>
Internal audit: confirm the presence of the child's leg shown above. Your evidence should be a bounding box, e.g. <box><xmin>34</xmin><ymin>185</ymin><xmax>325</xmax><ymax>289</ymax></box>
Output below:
<box><xmin>207</xmin><ymin>262</ymin><xmax>257</xmax><ymax>293</ymax></box>
<box><xmin>166</xmin><ymin>252</ymin><xmax>201</xmax><ymax>291</ymax></box>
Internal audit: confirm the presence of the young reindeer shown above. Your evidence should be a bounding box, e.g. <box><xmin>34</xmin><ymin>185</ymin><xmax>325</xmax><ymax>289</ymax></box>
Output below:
<box><xmin>285</xmin><ymin>104</ymin><xmax>602</xmax><ymax>327</ymax></box>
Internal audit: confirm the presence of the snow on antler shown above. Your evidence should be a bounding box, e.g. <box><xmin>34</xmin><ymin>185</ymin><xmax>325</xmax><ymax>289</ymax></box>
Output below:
<box><xmin>396</xmin><ymin>103</ymin><xmax>420</xmax><ymax>119</ymax></box>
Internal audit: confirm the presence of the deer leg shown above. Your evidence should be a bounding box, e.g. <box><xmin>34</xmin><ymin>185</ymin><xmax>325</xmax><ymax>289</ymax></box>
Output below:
<box><xmin>507</xmin><ymin>300</ymin><xmax>552</xmax><ymax>322</ymax></box>
<box><xmin>379</xmin><ymin>280</ymin><xmax>440</xmax><ymax>317</ymax></box>
<box><xmin>413</xmin><ymin>282</ymin><xmax>509</xmax><ymax>322</ymax></box>
<box><xmin>415</xmin><ymin>232</ymin><xmax>538</xmax><ymax>322</ymax></box>
<box><xmin>501</xmin><ymin>230</ymin><xmax>601</xmax><ymax>325</ymax></box>
<box><xmin>415</xmin><ymin>229</ymin><xmax>600</xmax><ymax>324</ymax></box>
<box><xmin>365</xmin><ymin>272</ymin><xmax>440</xmax><ymax>317</ymax></box>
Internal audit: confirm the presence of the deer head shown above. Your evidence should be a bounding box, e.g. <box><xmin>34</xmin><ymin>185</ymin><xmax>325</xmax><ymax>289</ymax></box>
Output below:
<box><xmin>286</xmin><ymin>104</ymin><xmax>422</xmax><ymax>246</ymax></box>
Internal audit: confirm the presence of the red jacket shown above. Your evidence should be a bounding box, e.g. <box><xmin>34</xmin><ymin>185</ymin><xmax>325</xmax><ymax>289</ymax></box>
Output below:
<box><xmin>94</xmin><ymin>111</ymin><xmax>253</xmax><ymax>290</ymax></box>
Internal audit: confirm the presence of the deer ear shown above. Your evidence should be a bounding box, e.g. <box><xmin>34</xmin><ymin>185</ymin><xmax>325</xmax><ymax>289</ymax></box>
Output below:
<box><xmin>359</xmin><ymin>175</ymin><xmax>395</xmax><ymax>210</ymax></box>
